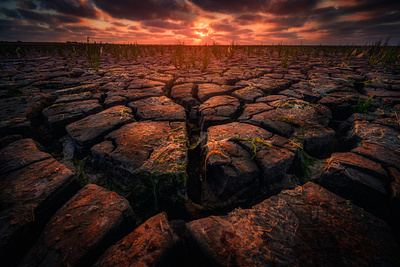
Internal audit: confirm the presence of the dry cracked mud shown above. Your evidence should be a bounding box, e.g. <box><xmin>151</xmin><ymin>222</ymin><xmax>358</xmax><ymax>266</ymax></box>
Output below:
<box><xmin>1</xmin><ymin>46</ymin><xmax>400</xmax><ymax>266</ymax></box>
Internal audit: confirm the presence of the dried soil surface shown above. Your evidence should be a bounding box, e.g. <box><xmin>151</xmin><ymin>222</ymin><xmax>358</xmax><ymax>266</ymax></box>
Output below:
<box><xmin>1</xmin><ymin>47</ymin><xmax>400</xmax><ymax>266</ymax></box>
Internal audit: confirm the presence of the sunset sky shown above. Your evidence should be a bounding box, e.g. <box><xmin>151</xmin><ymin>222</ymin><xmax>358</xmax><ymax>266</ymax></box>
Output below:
<box><xmin>0</xmin><ymin>0</ymin><xmax>399</xmax><ymax>45</ymax></box>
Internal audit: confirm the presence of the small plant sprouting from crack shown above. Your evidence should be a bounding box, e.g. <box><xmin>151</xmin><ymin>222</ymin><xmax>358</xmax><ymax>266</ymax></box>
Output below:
<box><xmin>346</xmin><ymin>199</ymin><xmax>354</xmax><ymax>211</ymax></box>
<box><xmin>226</xmin><ymin>40</ymin><xmax>236</xmax><ymax>59</ymax></box>
<box><xmin>3</xmin><ymin>88</ymin><xmax>24</xmax><ymax>98</ymax></box>
<box><xmin>189</xmin><ymin>48</ymin><xmax>197</xmax><ymax>68</ymax></box>
<box><xmin>281</xmin><ymin>51</ymin><xmax>289</xmax><ymax>68</ymax></box>
<box><xmin>52</xmin><ymin>103</ymin><xmax>66</xmax><ymax>108</ymax></box>
<box><xmin>84</xmin><ymin>42</ymin><xmax>102</xmax><ymax>71</ymax></box>
<box><xmin>353</xmin><ymin>95</ymin><xmax>373</xmax><ymax>113</ymax></box>
<box><xmin>290</xmin><ymin>141</ymin><xmax>317</xmax><ymax>184</ymax></box>
<box><xmin>202</xmin><ymin>45</ymin><xmax>211</xmax><ymax>69</ymax></box>
<box><xmin>212</xmin><ymin>41</ymin><xmax>223</xmax><ymax>60</ymax></box>
<box><xmin>140</xmin><ymin>170</ymin><xmax>186</xmax><ymax>212</ymax></box>
<box><xmin>121</xmin><ymin>108</ymin><xmax>132</xmax><ymax>116</ymax></box>
<box><xmin>171</xmin><ymin>43</ymin><xmax>185</xmax><ymax>69</ymax></box>
<box><xmin>142</xmin><ymin>172</ymin><xmax>163</xmax><ymax>211</ymax></box>
<box><xmin>73</xmin><ymin>159</ymin><xmax>91</xmax><ymax>186</ymax></box>
<box><xmin>297</xmin><ymin>149</ymin><xmax>317</xmax><ymax>182</ymax></box>
<box><xmin>103</xmin><ymin>177</ymin><xmax>121</xmax><ymax>195</ymax></box>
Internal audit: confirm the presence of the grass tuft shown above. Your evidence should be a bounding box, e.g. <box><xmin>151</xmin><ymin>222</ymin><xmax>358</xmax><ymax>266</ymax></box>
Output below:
<box><xmin>73</xmin><ymin>159</ymin><xmax>91</xmax><ymax>186</ymax></box>
<box><xmin>353</xmin><ymin>96</ymin><xmax>373</xmax><ymax>113</ymax></box>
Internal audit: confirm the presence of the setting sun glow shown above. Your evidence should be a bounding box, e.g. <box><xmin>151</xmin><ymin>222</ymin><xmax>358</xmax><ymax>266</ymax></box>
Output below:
<box><xmin>195</xmin><ymin>31</ymin><xmax>206</xmax><ymax>37</ymax></box>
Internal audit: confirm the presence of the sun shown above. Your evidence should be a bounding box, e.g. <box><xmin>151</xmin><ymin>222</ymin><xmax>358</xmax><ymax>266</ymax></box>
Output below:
<box><xmin>195</xmin><ymin>31</ymin><xmax>207</xmax><ymax>37</ymax></box>
<box><xmin>193</xmin><ymin>20</ymin><xmax>212</xmax><ymax>40</ymax></box>
<box><xmin>194</xmin><ymin>28</ymin><xmax>210</xmax><ymax>40</ymax></box>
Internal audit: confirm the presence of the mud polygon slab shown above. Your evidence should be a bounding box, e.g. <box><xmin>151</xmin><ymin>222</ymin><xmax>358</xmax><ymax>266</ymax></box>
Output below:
<box><xmin>66</xmin><ymin>105</ymin><xmax>134</xmax><ymax>147</ymax></box>
<box><xmin>94</xmin><ymin>212</ymin><xmax>174</xmax><ymax>266</ymax></box>
<box><xmin>20</xmin><ymin>184</ymin><xmax>134</xmax><ymax>267</ymax></box>
<box><xmin>197</xmin><ymin>83</ymin><xmax>238</xmax><ymax>102</ymax></box>
<box><xmin>187</xmin><ymin>182</ymin><xmax>400</xmax><ymax>266</ymax></box>
<box><xmin>128</xmin><ymin>96</ymin><xmax>186</xmax><ymax>121</ymax></box>
<box><xmin>43</xmin><ymin>100</ymin><xmax>103</xmax><ymax>131</ymax></box>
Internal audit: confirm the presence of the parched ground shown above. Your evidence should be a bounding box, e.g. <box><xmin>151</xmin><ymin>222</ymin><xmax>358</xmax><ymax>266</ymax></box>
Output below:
<box><xmin>1</xmin><ymin>46</ymin><xmax>400</xmax><ymax>266</ymax></box>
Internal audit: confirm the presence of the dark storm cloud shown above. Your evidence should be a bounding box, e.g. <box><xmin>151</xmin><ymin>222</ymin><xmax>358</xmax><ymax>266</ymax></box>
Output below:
<box><xmin>17</xmin><ymin>0</ymin><xmax>37</xmax><ymax>10</ymax></box>
<box><xmin>309</xmin><ymin>7</ymin><xmax>342</xmax><ymax>23</ymax></box>
<box><xmin>128</xmin><ymin>25</ymin><xmax>140</xmax><ymax>31</ymax></box>
<box><xmin>365</xmin><ymin>23</ymin><xmax>400</xmax><ymax>37</ymax></box>
<box><xmin>334</xmin><ymin>20</ymin><xmax>399</xmax><ymax>39</ymax></box>
<box><xmin>236</xmin><ymin>13</ymin><xmax>265</xmax><ymax>25</ymax></box>
<box><xmin>53</xmin><ymin>27</ymin><xmax>69</xmax><ymax>33</ymax></box>
<box><xmin>358</xmin><ymin>10</ymin><xmax>400</xmax><ymax>26</ymax></box>
<box><xmin>309</xmin><ymin>0</ymin><xmax>400</xmax><ymax>24</ymax></box>
<box><xmin>188</xmin><ymin>0</ymin><xmax>267</xmax><ymax>13</ymax></box>
<box><xmin>302</xmin><ymin>3</ymin><xmax>398</xmax><ymax>44</ymax></box>
<box><xmin>148</xmin><ymin>28</ymin><xmax>166</xmax><ymax>33</ymax></box>
<box><xmin>0</xmin><ymin>19</ymin><xmax>41</xmax><ymax>37</ymax></box>
<box><xmin>320</xmin><ymin>23</ymin><xmax>358</xmax><ymax>37</ymax></box>
<box><xmin>210</xmin><ymin>22</ymin><xmax>237</xmax><ymax>32</ymax></box>
<box><xmin>0</xmin><ymin>0</ymin><xmax>98</xmax><ymax>33</ymax></box>
<box><xmin>63</xmin><ymin>25</ymin><xmax>96</xmax><ymax>32</ymax></box>
<box><xmin>112</xmin><ymin>21</ymin><xmax>127</xmax><ymax>27</ymax></box>
<box><xmin>342</xmin><ymin>0</ymin><xmax>400</xmax><ymax>13</ymax></box>
<box><xmin>265</xmin><ymin>16</ymin><xmax>308</xmax><ymax>28</ymax></box>
<box><xmin>34</xmin><ymin>0</ymin><xmax>98</xmax><ymax>19</ymax></box>
<box><xmin>241</xmin><ymin>28</ymin><xmax>253</xmax><ymax>33</ymax></box>
<box><xmin>16</xmin><ymin>8</ymin><xmax>83</xmax><ymax>24</ymax></box>
<box><xmin>0</xmin><ymin>19</ymin><xmax>14</xmax><ymax>33</ymax></box>
<box><xmin>236</xmin><ymin>14</ymin><xmax>264</xmax><ymax>22</ymax></box>
<box><xmin>105</xmin><ymin>26</ymin><xmax>120</xmax><ymax>32</ymax></box>
<box><xmin>92</xmin><ymin>0</ymin><xmax>192</xmax><ymax>21</ymax></box>
<box><xmin>0</xmin><ymin>19</ymin><xmax>63</xmax><ymax>41</ymax></box>
<box><xmin>265</xmin><ymin>0</ymin><xmax>319</xmax><ymax>15</ymax></box>
<box><xmin>257</xmin><ymin>31</ymin><xmax>299</xmax><ymax>39</ymax></box>
<box><xmin>189</xmin><ymin>0</ymin><xmax>319</xmax><ymax>15</ymax></box>
<box><xmin>0</xmin><ymin>8</ymin><xmax>22</xmax><ymax>19</ymax></box>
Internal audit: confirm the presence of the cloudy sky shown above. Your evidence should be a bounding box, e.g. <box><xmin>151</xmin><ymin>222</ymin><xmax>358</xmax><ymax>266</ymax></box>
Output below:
<box><xmin>1</xmin><ymin>0</ymin><xmax>399</xmax><ymax>45</ymax></box>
